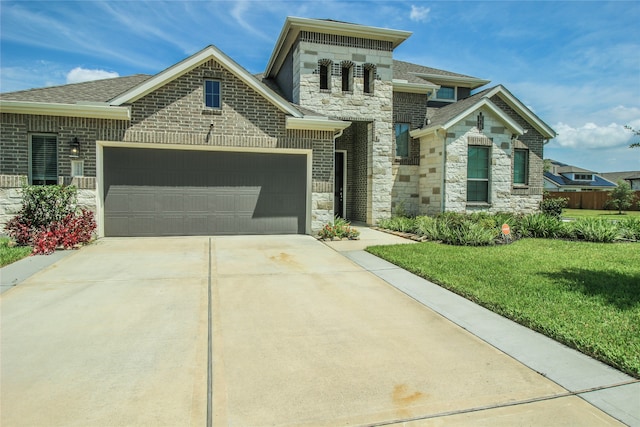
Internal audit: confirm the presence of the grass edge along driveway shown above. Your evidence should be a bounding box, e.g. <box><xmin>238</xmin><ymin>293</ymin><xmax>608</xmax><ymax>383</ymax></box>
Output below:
<box><xmin>0</xmin><ymin>238</ymin><xmax>31</xmax><ymax>268</ymax></box>
<box><xmin>367</xmin><ymin>238</ymin><xmax>640</xmax><ymax>378</ymax></box>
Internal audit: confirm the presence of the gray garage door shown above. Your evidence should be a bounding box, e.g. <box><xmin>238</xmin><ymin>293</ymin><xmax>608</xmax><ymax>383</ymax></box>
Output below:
<box><xmin>103</xmin><ymin>147</ymin><xmax>307</xmax><ymax>236</ymax></box>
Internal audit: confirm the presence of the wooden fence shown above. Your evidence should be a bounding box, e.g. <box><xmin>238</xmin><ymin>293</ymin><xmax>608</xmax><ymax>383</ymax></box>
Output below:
<box><xmin>545</xmin><ymin>191</ymin><xmax>640</xmax><ymax>211</ymax></box>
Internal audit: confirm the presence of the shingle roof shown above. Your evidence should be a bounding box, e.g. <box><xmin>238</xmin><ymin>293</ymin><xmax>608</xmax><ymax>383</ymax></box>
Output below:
<box><xmin>393</xmin><ymin>60</ymin><xmax>482</xmax><ymax>85</ymax></box>
<box><xmin>600</xmin><ymin>171</ymin><xmax>640</xmax><ymax>182</ymax></box>
<box><xmin>0</xmin><ymin>74</ymin><xmax>152</xmax><ymax>104</ymax></box>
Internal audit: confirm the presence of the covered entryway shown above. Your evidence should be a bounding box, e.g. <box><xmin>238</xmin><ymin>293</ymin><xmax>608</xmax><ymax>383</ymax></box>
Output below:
<box><xmin>102</xmin><ymin>147</ymin><xmax>307</xmax><ymax>236</ymax></box>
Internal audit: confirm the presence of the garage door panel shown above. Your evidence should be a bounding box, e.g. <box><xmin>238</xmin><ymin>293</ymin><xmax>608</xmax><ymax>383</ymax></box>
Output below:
<box><xmin>104</xmin><ymin>148</ymin><xmax>306</xmax><ymax>236</ymax></box>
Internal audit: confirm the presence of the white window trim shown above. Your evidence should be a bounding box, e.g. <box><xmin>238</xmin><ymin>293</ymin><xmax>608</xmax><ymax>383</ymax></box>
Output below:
<box><xmin>71</xmin><ymin>159</ymin><xmax>85</xmax><ymax>177</ymax></box>
<box><xmin>434</xmin><ymin>85</ymin><xmax>457</xmax><ymax>102</ymax></box>
<box><xmin>203</xmin><ymin>79</ymin><xmax>222</xmax><ymax>109</ymax></box>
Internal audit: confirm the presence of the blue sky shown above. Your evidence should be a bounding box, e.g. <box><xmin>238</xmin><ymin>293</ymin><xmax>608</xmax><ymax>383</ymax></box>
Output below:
<box><xmin>1</xmin><ymin>0</ymin><xmax>639</xmax><ymax>172</ymax></box>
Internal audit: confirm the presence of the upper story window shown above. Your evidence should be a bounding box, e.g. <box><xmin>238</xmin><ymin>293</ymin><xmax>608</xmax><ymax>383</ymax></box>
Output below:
<box><xmin>204</xmin><ymin>79</ymin><xmax>221</xmax><ymax>109</ymax></box>
<box><xmin>467</xmin><ymin>145</ymin><xmax>490</xmax><ymax>202</ymax></box>
<box><xmin>341</xmin><ymin>61</ymin><xmax>354</xmax><ymax>92</ymax></box>
<box><xmin>395</xmin><ymin>123</ymin><xmax>410</xmax><ymax>158</ymax></box>
<box><xmin>436</xmin><ymin>86</ymin><xmax>455</xmax><ymax>101</ymax></box>
<box><xmin>318</xmin><ymin>59</ymin><xmax>332</xmax><ymax>91</ymax></box>
<box><xmin>363</xmin><ymin>64</ymin><xmax>376</xmax><ymax>94</ymax></box>
<box><xmin>513</xmin><ymin>149</ymin><xmax>529</xmax><ymax>185</ymax></box>
<box><xmin>30</xmin><ymin>134</ymin><xmax>58</xmax><ymax>185</ymax></box>
<box><xmin>574</xmin><ymin>173</ymin><xmax>593</xmax><ymax>181</ymax></box>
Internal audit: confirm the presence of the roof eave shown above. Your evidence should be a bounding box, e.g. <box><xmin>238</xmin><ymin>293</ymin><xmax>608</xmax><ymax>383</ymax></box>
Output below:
<box><xmin>412</xmin><ymin>73</ymin><xmax>491</xmax><ymax>89</ymax></box>
<box><xmin>410</xmin><ymin>125</ymin><xmax>444</xmax><ymax>139</ymax></box>
<box><xmin>0</xmin><ymin>100</ymin><xmax>130</xmax><ymax>120</ymax></box>
<box><xmin>286</xmin><ymin>116</ymin><xmax>351</xmax><ymax>131</ymax></box>
<box><xmin>266</xmin><ymin>16</ymin><xmax>412</xmax><ymax>78</ymax></box>
<box><xmin>392</xmin><ymin>80</ymin><xmax>439</xmax><ymax>94</ymax></box>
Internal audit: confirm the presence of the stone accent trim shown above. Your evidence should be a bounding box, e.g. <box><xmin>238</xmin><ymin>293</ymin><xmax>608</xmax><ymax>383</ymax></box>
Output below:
<box><xmin>0</xmin><ymin>174</ymin><xmax>26</xmax><ymax>188</ymax></box>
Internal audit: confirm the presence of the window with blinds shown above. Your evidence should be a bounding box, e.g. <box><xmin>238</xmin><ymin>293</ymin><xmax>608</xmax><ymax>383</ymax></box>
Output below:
<box><xmin>30</xmin><ymin>135</ymin><xmax>58</xmax><ymax>185</ymax></box>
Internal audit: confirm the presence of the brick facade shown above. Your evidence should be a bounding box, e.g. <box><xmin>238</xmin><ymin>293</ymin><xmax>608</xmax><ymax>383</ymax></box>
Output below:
<box><xmin>1</xmin><ymin>19</ymin><xmax>553</xmax><ymax>234</ymax></box>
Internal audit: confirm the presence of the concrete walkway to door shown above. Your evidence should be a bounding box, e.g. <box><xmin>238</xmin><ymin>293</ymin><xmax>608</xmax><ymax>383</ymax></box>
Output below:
<box><xmin>1</xmin><ymin>234</ymin><xmax>636</xmax><ymax>426</ymax></box>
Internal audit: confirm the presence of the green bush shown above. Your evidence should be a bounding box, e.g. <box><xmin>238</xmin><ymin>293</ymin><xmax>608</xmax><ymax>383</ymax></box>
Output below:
<box><xmin>376</xmin><ymin>216</ymin><xmax>416</xmax><ymax>233</ymax></box>
<box><xmin>517</xmin><ymin>213</ymin><xmax>563</xmax><ymax>238</ymax></box>
<box><xmin>317</xmin><ymin>216</ymin><xmax>360</xmax><ymax>240</ymax></box>
<box><xmin>20</xmin><ymin>185</ymin><xmax>78</xmax><ymax>228</ymax></box>
<box><xmin>618</xmin><ymin>217</ymin><xmax>640</xmax><ymax>241</ymax></box>
<box><xmin>414</xmin><ymin>216</ymin><xmax>440</xmax><ymax>240</ymax></box>
<box><xmin>564</xmin><ymin>218</ymin><xmax>620</xmax><ymax>243</ymax></box>
<box><xmin>540</xmin><ymin>195</ymin><xmax>568</xmax><ymax>219</ymax></box>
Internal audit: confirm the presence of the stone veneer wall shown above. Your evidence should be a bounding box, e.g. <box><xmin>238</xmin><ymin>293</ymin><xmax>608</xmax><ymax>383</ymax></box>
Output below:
<box><xmin>443</xmin><ymin>106</ymin><xmax>542</xmax><ymax>214</ymax></box>
<box><xmin>418</xmin><ymin>132</ymin><xmax>444</xmax><ymax>215</ymax></box>
<box><xmin>295</xmin><ymin>39</ymin><xmax>394</xmax><ymax>224</ymax></box>
<box><xmin>0</xmin><ymin>59</ymin><xmax>337</xmax><ymax>234</ymax></box>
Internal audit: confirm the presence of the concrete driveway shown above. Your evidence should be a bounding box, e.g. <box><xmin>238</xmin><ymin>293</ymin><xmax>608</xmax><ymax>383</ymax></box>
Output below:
<box><xmin>0</xmin><ymin>235</ymin><xmax>625</xmax><ymax>426</ymax></box>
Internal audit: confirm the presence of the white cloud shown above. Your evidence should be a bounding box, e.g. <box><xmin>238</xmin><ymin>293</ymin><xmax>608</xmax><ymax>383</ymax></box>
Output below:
<box><xmin>66</xmin><ymin>67</ymin><xmax>119</xmax><ymax>84</ymax></box>
<box><xmin>410</xmin><ymin>5</ymin><xmax>430</xmax><ymax>22</ymax></box>
<box><xmin>611</xmin><ymin>106</ymin><xmax>640</xmax><ymax>124</ymax></box>
<box><xmin>552</xmin><ymin>121</ymin><xmax>639</xmax><ymax>150</ymax></box>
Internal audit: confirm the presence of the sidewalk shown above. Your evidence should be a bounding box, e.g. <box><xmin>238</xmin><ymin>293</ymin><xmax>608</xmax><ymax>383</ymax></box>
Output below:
<box><xmin>323</xmin><ymin>226</ymin><xmax>640</xmax><ymax>426</ymax></box>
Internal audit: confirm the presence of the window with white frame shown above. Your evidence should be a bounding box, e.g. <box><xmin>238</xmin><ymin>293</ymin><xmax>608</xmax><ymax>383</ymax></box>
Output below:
<box><xmin>71</xmin><ymin>159</ymin><xmax>84</xmax><ymax>177</ymax></box>
<box><xmin>467</xmin><ymin>145</ymin><xmax>490</xmax><ymax>202</ymax></box>
<box><xmin>204</xmin><ymin>79</ymin><xmax>221</xmax><ymax>109</ymax></box>
<box><xmin>395</xmin><ymin>123</ymin><xmax>410</xmax><ymax>158</ymax></box>
<box><xmin>436</xmin><ymin>86</ymin><xmax>455</xmax><ymax>101</ymax></box>
<box><xmin>30</xmin><ymin>134</ymin><xmax>58</xmax><ymax>185</ymax></box>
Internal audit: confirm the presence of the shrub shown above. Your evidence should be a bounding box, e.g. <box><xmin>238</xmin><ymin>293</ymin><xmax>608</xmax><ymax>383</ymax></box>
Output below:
<box><xmin>564</xmin><ymin>218</ymin><xmax>620</xmax><ymax>243</ymax></box>
<box><xmin>519</xmin><ymin>213</ymin><xmax>563</xmax><ymax>238</ymax></box>
<box><xmin>19</xmin><ymin>185</ymin><xmax>78</xmax><ymax>228</ymax></box>
<box><xmin>618</xmin><ymin>217</ymin><xmax>640</xmax><ymax>241</ymax></box>
<box><xmin>4</xmin><ymin>185</ymin><xmax>96</xmax><ymax>254</ymax></box>
<box><xmin>318</xmin><ymin>216</ymin><xmax>360</xmax><ymax>240</ymax></box>
<box><xmin>376</xmin><ymin>216</ymin><xmax>416</xmax><ymax>233</ymax></box>
<box><xmin>540</xmin><ymin>194</ymin><xmax>568</xmax><ymax>219</ymax></box>
<box><xmin>414</xmin><ymin>216</ymin><xmax>440</xmax><ymax>240</ymax></box>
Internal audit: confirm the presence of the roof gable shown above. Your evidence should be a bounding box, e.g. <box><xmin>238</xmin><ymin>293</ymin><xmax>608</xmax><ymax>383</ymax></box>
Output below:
<box><xmin>410</xmin><ymin>87</ymin><xmax>523</xmax><ymax>138</ymax></box>
<box><xmin>410</xmin><ymin>85</ymin><xmax>555</xmax><ymax>140</ymax></box>
<box><xmin>486</xmin><ymin>85</ymin><xmax>555</xmax><ymax>139</ymax></box>
<box><xmin>110</xmin><ymin>45</ymin><xmax>302</xmax><ymax>118</ymax></box>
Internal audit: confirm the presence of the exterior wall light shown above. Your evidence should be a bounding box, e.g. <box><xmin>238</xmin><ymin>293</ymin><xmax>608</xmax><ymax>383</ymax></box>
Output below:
<box><xmin>70</xmin><ymin>137</ymin><xmax>80</xmax><ymax>158</ymax></box>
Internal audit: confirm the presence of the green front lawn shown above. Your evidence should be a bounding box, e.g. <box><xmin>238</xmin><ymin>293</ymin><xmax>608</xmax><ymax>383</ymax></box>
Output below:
<box><xmin>367</xmin><ymin>239</ymin><xmax>640</xmax><ymax>377</ymax></box>
<box><xmin>0</xmin><ymin>237</ymin><xmax>31</xmax><ymax>268</ymax></box>
<box><xmin>563</xmin><ymin>208</ymin><xmax>640</xmax><ymax>219</ymax></box>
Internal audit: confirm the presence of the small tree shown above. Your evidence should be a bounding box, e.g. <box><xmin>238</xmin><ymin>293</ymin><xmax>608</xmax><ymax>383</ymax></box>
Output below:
<box><xmin>605</xmin><ymin>180</ymin><xmax>636</xmax><ymax>214</ymax></box>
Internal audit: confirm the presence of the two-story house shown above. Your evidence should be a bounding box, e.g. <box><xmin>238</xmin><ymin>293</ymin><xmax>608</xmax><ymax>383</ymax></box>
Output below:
<box><xmin>0</xmin><ymin>17</ymin><xmax>556</xmax><ymax>237</ymax></box>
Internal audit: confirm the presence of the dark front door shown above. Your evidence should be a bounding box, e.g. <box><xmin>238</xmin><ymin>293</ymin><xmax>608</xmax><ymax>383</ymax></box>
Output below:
<box><xmin>334</xmin><ymin>152</ymin><xmax>345</xmax><ymax>218</ymax></box>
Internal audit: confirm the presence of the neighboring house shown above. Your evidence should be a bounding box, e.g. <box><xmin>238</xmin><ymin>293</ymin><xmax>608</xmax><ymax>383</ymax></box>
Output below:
<box><xmin>600</xmin><ymin>171</ymin><xmax>640</xmax><ymax>190</ymax></box>
<box><xmin>544</xmin><ymin>159</ymin><xmax>617</xmax><ymax>192</ymax></box>
<box><xmin>0</xmin><ymin>17</ymin><xmax>556</xmax><ymax>237</ymax></box>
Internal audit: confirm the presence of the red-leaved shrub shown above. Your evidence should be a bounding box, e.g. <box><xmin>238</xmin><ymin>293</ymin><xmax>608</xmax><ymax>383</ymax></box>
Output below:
<box><xmin>5</xmin><ymin>209</ymin><xmax>96</xmax><ymax>255</ymax></box>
